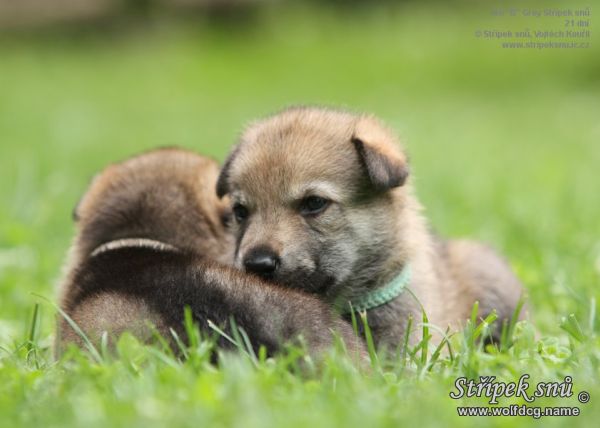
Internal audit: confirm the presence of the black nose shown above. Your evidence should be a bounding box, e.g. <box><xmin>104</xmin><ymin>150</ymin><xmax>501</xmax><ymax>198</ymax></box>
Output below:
<box><xmin>243</xmin><ymin>247</ymin><xmax>280</xmax><ymax>278</ymax></box>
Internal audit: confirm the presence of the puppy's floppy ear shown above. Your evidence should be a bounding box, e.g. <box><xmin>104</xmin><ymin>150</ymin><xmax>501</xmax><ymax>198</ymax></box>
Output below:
<box><xmin>351</xmin><ymin>116</ymin><xmax>409</xmax><ymax>191</ymax></box>
<box><xmin>216</xmin><ymin>144</ymin><xmax>241</xmax><ymax>198</ymax></box>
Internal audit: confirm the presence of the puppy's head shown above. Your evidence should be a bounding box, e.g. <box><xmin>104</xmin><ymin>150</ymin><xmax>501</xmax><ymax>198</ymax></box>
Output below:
<box><xmin>73</xmin><ymin>148</ymin><xmax>233</xmax><ymax>264</ymax></box>
<box><xmin>217</xmin><ymin>107</ymin><xmax>410</xmax><ymax>300</ymax></box>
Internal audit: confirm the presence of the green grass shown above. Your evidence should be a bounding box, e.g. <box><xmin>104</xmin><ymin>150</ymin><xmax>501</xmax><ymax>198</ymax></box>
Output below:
<box><xmin>1</xmin><ymin>1</ymin><xmax>599</xmax><ymax>427</ymax></box>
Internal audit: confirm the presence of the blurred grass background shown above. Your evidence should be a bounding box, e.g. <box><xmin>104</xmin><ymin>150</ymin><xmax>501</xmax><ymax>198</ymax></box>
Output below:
<box><xmin>0</xmin><ymin>0</ymin><xmax>599</xmax><ymax>426</ymax></box>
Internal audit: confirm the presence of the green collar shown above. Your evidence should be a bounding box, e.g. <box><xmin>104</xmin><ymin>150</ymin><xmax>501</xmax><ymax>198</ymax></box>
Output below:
<box><xmin>340</xmin><ymin>264</ymin><xmax>411</xmax><ymax>314</ymax></box>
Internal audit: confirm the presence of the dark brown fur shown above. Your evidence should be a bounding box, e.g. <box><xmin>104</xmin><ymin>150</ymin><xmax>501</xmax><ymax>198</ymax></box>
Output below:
<box><xmin>217</xmin><ymin>107</ymin><xmax>527</xmax><ymax>350</ymax></box>
<box><xmin>57</xmin><ymin>148</ymin><xmax>366</xmax><ymax>360</ymax></box>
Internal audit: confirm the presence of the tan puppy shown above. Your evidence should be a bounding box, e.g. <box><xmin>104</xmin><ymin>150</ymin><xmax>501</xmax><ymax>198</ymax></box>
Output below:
<box><xmin>216</xmin><ymin>107</ymin><xmax>526</xmax><ymax>349</ymax></box>
<box><xmin>57</xmin><ymin>148</ymin><xmax>366</xmax><ymax>359</ymax></box>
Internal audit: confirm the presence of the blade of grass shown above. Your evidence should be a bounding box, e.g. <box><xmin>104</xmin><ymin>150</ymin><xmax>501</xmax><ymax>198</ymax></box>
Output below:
<box><xmin>473</xmin><ymin>310</ymin><xmax>498</xmax><ymax>341</ymax></box>
<box><xmin>207</xmin><ymin>319</ymin><xmax>253</xmax><ymax>360</ymax></box>
<box><xmin>560</xmin><ymin>313</ymin><xmax>585</xmax><ymax>343</ymax></box>
<box><xmin>229</xmin><ymin>317</ymin><xmax>257</xmax><ymax>365</ymax></box>
<box><xmin>26</xmin><ymin>303</ymin><xmax>40</xmax><ymax>369</ymax></box>
<box><xmin>359</xmin><ymin>311</ymin><xmax>378</xmax><ymax>369</ymax></box>
<box><xmin>237</xmin><ymin>326</ymin><xmax>258</xmax><ymax>364</ymax></box>
<box><xmin>420</xmin><ymin>310</ymin><xmax>429</xmax><ymax>368</ymax></box>
<box><xmin>100</xmin><ymin>331</ymin><xmax>110</xmax><ymax>361</ymax></box>
<box><xmin>399</xmin><ymin>314</ymin><xmax>413</xmax><ymax>373</ymax></box>
<box><xmin>169</xmin><ymin>328</ymin><xmax>189</xmax><ymax>360</ymax></box>
<box><xmin>31</xmin><ymin>292</ymin><xmax>103</xmax><ymax>364</ymax></box>
<box><xmin>183</xmin><ymin>306</ymin><xmax>200</xmax><ymax>350</ymax></box>
<box><xmin>146</xmin><ymin>323</ymin><xmax>175</xmax><ymax>358</ymax></box>
<box><xmin>501</xmin><ymin>295</ymin><xmax>526</xmax><ymax>352</ymax></box>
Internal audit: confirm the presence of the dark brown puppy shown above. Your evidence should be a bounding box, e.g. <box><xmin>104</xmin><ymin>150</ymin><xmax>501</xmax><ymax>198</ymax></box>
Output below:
<box><xmin>216</xmin><ymin>107</ymin><xmax>526</xmax><ymax>350</ymax></box>
<box><xmin>57</xmin><ymin>148</ymin><xmax>366</xmax><ymax>360</ymax></box>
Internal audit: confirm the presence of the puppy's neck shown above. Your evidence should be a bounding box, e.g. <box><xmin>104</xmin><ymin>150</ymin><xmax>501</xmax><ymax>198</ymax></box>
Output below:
<box><xmin>338</xmin><ymin>189</ymin><xmax>433</xmax><ymax>307</ymax></box>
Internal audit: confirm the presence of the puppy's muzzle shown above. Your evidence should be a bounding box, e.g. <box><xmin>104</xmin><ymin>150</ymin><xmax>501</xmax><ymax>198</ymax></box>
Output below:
<box><xmin>243</xmin><ymin>246</ymin><xmax>280</xmax><ymax>279</ymax></box>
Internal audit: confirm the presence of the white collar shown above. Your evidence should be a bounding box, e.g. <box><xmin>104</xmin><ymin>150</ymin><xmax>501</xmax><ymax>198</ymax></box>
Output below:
<box><xmin>90</xmin><ymin>238</ymin><xmax>179</xmax><ymax>257</ymax></box>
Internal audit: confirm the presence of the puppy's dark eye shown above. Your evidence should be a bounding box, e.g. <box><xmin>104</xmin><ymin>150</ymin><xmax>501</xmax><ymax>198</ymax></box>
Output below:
<box><xmin>233</xmin><ymin>203</ymin><xmax>249</xmax><ymax>222</ymax></box>
<box><xmin>300</xmin><ymin>196</ymin><xmax>330</xmax><ymax>216</ymax></box>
